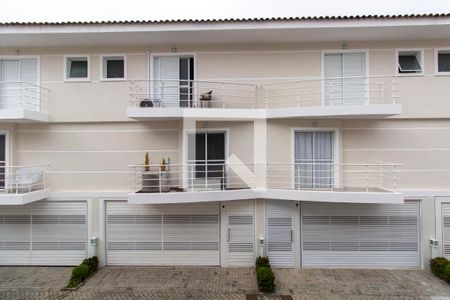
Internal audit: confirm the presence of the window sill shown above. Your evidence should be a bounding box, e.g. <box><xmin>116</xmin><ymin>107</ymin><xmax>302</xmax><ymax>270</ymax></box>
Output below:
<box><xmin>100</xmin><ymin>78</ymin><xmax>127</xmax><ymax>82</ymax></box>
<box><xmin>64</xmin><ymin>78</ymin><xmax>91</xmax><ymax>82</ymax></box>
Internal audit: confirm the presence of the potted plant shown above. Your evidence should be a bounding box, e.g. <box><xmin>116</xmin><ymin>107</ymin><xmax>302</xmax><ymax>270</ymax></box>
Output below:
<box><xmin>142</xmin><ymin>152</ymin><xmax>159</xmax><ymax>193</ymax></box>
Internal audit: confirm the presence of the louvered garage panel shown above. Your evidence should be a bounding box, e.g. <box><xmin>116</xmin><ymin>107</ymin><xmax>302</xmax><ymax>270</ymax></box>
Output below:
<box><xmin>106</xmin><ymin>201</ymin><xmax>220</xmax><ymax>266</ymax></box>
<box><xmin>267</xmin><ymin>201</ymin><xmax>294</xmax><ymax>267</ymax></box>
<box><xmin>227</xmin><ymin>200</ymin><xmax>255</xmax><ymax>267</ymax></box>
<box><xmin>442</xmin><ymin>203</ymin><xmax>450</xmax><ymax>259</ymax></box>
<box><xmin>301</xmin><ymin>201</ymin><xmax>420</xmax><ymax>268</ymax></box>
<box><xmin>0</xmin><ymin>201</ymin><xmax>87</xmax><ymax>265</ymax></box>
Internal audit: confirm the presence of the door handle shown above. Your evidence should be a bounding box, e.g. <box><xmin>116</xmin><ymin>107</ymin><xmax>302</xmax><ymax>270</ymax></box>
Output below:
<box><xmin>290</xmin><ymin>229</ymin><xmax>293</xmax><ymax>242</ymax></box>
<box><xmin>228</xmin><ymin>228</ymin><xmax>231</xmax><ymax>242</ymax></box>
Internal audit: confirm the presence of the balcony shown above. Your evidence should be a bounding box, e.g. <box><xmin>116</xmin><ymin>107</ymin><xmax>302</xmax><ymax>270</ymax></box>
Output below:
<box><xmin>127</xmin><ymin>162</ymin><xmax>403</xmax><ymax>204</ymax></box>
<box><xmin>0</xmin><ymin>81</ymin><xmax>49</xmax><ymax>122</ymax></box>
<box><xmin>0</xmin><ymin>163</ymin><xmax>49</xmax><ymax>205</ymax></box>
<box><xmin>127</xmin><ymin>80</ymin><xmax>260</xmax><ymax>120</ymax></box>
<box><xmin>127</xmin><ymin>76</ymin><xmax>401</xmax><ymax>120</ymax></box>
<box><xmin>261</xmin><ymin>76</ymin><xmax>401</xmax><ymax>118</ymax></box>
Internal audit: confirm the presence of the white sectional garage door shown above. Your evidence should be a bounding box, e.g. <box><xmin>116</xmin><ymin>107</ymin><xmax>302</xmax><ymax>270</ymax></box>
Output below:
<box><xmin>442</xmin><ymin>202</ymin><xmax>450</xmax><ymax>259</ymax></box>
<box><xmin>0</xmin><ymin>201</ymin><xmax>87</xmax><ymax>266</ymax></box>
<box><xmin>227</xmin><ymin>200</ymin><xmax>255</xmax><ymax>267</ymax></box>
<box><xmin>301</xmin><ymin>201</ymin><xmax>420</xmax><ymax>268</ymax></box>
<box><xmin>267</xmin><ymin>201</ymin><xmax>295</xmax><ymax>267</ymax></box>
<box><xmin>106</xmin><ymin>201</ymin><xmax>220</xmax><ymax>266</ymax></box>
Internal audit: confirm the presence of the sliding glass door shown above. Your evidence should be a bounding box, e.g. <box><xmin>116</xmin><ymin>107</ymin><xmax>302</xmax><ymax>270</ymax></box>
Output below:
<box><xmin>187</xmin><ymin>132</ymin><xmax>226</xmax><ymax>190</ymax></box>
<box><xmin>294</xmin><ymin>131</ymin><xmax>334</xmax><ymax>189</ymax></box>
<box><xmin>153</xmin><ymin>56</ymin><xmax>194</xmax><ymax>107</ymax></box>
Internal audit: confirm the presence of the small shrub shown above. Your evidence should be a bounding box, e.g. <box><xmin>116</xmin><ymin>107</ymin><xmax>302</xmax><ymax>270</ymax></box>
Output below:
<box><xmin>67</xmin><ymin>277</ymin><xmax>81</xmax><ymax>288</ymax></box>
<box><xmin>430</xmin><ymin>257</ymin><xmax>449</xmax><ymax>278</ymax></box>
<box><xmin>82</xmin><ymin>256</ymin><xmax>99</xmax><ymax>275</ymax></box>
<box><xmin>71</xmin><ymin>264</ymin><xmax>89</xmax><ymax>281</ymax></box>
<box><xmin>442</xmin><ymin>264</ymin><xmax>450</xmax><ymax>283</ymax></box>
<box><xmin>256</xmin><ymin>256</ymin><xmax>271</xmax><ymax>269</ymax></box>
<box><xmin>256</xmin><ymin>266</ymin><xmax>275</xmax><ymax>293</ymax></box>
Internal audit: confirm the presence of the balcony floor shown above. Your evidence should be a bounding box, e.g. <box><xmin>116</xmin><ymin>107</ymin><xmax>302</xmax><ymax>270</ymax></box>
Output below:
<box><xmin>128</xmin><ymin>187</ymin><xmax>403</xmax><ymax>204</ymax></box>
<box><xmin>0</xmin><ymin>109</ymin><xmax>49</xmax><ymax>123</ymax></box>
<box><xmin>0</xmin><ymin>189</ymin><xmax>49</xmax><ymax>205</ymax></box>
<box><xmin>127</xmin><ymin>104</ymin><xmax>401</xmax><ymax>120</ymax></box>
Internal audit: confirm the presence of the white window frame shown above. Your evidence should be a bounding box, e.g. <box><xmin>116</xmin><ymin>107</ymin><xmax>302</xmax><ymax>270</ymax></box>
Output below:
<box><xmin>182</xmin><ymin>127</ymin><xmax>230</xmax><ymax>190</ymax></box>
<box><xmin>321</xmin><ymin>49</ymin><xmax>369</xmax><ymax>106</ymax></box>
<box><xmin>64</xmin><ymin>55</ymin><xmax>90</xmax><ymax>82</ymax></box>
<box><xmin>395</xmin><ymin>49</ymin><xmax>424</xmax><ymax>76</ymax></box>
<box><xmin>100</xmin><ymin>54</ymin><xmax>127</xmax><ymax>81</ymax></box>
<box><xmin>290</xmin><ymin>127</ymin><xmax>340</xmax><ymax>190</ymax></box>
<box><xmin>434</xmin><ymin>48</ymin><xmax>450</xmax><ymax>76</ymax></box>
<box><xmin>0</xmin><ymin>55</ymin><xmax>41</xmax><ymax>85</ymax></box>
<box><xmin>149</xmin><ymin>52</ymin><xmax>197</xmax><ymax>105</ymax></box>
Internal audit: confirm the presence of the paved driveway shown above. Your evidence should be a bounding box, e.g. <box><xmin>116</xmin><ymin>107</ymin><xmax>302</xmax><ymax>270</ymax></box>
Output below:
<box><xmin>0</xmin><ymin>266</ymin><xmax>449</xmax><ymax>299</ymax></box>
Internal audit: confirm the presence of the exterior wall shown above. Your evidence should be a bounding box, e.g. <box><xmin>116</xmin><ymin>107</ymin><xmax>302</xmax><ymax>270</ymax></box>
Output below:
<box><xmin>6</xmin><ymin>121</ymin><xmax>252</xmax><ymax>192</ymax></box>
<box><xmin>2</xmin><ymin>40</ymin><xmax>450</xmax><ymax>121</ymax></box>
<box><xmin>267</xmin><ymin>119</ymin><xmax>450</xmax><ymax>191</ymax></box>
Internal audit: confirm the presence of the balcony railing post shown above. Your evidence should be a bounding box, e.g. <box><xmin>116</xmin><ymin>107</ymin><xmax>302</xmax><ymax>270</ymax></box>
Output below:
<box><xmin>380</xmin><ymin>82</ymin><xmax>385</xmax><ymax>105</ymax></box>
<box><xmin>222</xmin><ymin>83</ymin><xmax>225</xmax><ymax>109</ymax></box>
<box><xmin>19</xmin><ymin>82</ymin><xmax>23</xmax><ymax>109</ymax></box>
<box><xmin>392</xmin><ymin>77</ymin><xmax>396</xmax><ymax>104</ymax></box>
<box><xmin>296</xmin><ymin>82</ymin><xmax>300</xmax><ymax>107</ymax></box>
<box><xmin>393</xmin><ymin>165</ymin><xmax>398</xmax><ymax>189</ymax></box>
<box><xmin>365</xmin><ymin>164</ymin><xmax>369</xmax><ymax>192</ymax></box>
<box><xmin>264</xmin><ymin>87</ymin><xmax>269</xmax><ymax>108</ymax></box>
<box><xmin>159</xmin><ymin>170</ymin><xmax>162</xmax><ymax>193</ymax></box>
<box><xmin>379</xmin><ymin>162</ymin><xmax>383</xmax><ymax>189</ymax></box>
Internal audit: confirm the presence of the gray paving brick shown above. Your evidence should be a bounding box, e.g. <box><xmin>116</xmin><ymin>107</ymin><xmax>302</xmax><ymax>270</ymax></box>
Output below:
<box><xmin>0</xmin><ymin>266</ymin><xmax>449</xmax><ymax>300</ymax></box>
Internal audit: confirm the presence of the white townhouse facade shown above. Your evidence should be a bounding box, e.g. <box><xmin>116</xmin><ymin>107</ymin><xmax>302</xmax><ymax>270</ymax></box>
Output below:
<box><xmin>0</xmin><ymin>14</ymin><xmax>450</xmax><ymax>268</ymax></box>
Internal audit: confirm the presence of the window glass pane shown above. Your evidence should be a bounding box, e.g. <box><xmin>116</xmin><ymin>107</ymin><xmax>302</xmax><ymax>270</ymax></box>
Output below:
<box><xmin>106</xmin><ymin>59</ymin><xmax>124</xmax><ymax>78</ymax></box>
<box><xmin>206</xmin><ymin>133</ymin><xmax>225</xmax><ymax>160</ymax></box>
<box><xmin>398</xmin><ymin>54</ymin><xmax>421</xmax><ymax>73</ymax></box>
<box><xmin>438</xmin><ymin>52</ymin><xmax>450</xmax><ymax>72</ymax></box>
<box><xmin>69</xmin><ymin>60</ymin><xmax>88</xmax><ymax>78</ymax></box>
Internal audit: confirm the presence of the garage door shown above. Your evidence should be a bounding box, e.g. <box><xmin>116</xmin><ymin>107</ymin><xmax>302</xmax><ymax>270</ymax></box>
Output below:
<box><xmin>267</xmin><ymin>201</ymin><xmax>295</xmax><ymax>267</ymax></box>
<box><xmin>0</xmin><ymin>201</ymin><xmax>87</xmax><ymax>266</ymax></box>
<box><xmin>302</xmin><ymin>201</ymin><xmax>420</xmax><ymax>268</ymax></box>
<box><xmin>226</xmin><ymin>200</ymin><xmax>255</xmax><ymax>267</ymax></box>
<box><xmin>442</xmin><ymin>202</ymin><xmax>450</xmax><ymax>259</ymax></box>
<box><xmin>106</xmin><ymin>201</ymin><xmax>220</xmax><ymax>266</ymax></box>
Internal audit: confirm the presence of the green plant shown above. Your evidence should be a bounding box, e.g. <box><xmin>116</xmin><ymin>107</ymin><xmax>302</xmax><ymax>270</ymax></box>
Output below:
<box><xmin>256</xmin><ymin>266</ymin><xmax>275</xmax><ymax>293</ymax></box>
<box><xmin>144</xmin><ymin>152</ymin><xmax>150</xmax><ymax>172</ymax></box>
<box><xmin>68</xmin><ymin>277</ymin><xmax>81</xmax><ymax>288</ymax></box>
<box><xmin>161</xmin><ymin>158</ymin><xmax>166</xmax><ymax>171</ymax></box>
<box><xmin>82</xmin><ymin>256</ymin><xmax>99</xmax><ymax>275</ymax></box>
<box><xmin>256</xmin><ymin>256</ymin><xmax>271</xmax><ymax>269</ymax></box>
<box><xmin>442</xmin><ymin>264</ymin><xmax>450</xmax><ymax>283</ymax></box>
<box><xmin>430</xmin><ymin>257</ymin><xmax>449</xmax><ymax>278</ymax></box>
<box><xmin>71</xmin><ymin>264</ymin><xmax>89</xmax><ymax>282</ymax></box>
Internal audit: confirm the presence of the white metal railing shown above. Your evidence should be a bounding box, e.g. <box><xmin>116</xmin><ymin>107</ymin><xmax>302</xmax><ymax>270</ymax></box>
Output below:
<box><xmin>129</xmin><ymin>162</ymin><xmax>255</xmax><ymax>193</ymax></box>
<box><xmin>266</xmin><ymin>162</ymin><xmax>401</xmax><ymax>192</ymax></box>
<box><xmin>129</xmin><ymin>162</ymin><xmax>401</xmax><ymax>194</ymax></box>
<box><xmin>128</xmin><ymin>76</ymin><xmax>400</xmax><ymax>110</ymax></box>
<box><xmin>129</xmin><ymin>80</ymin><xmax>258</xmax><ymax>109</ymax></box>
<box><xmin>0</xmin><ymin>162</ymin><xmax>48</xmax><ymax>194</ymax></box>
<box><xmin>0</xmin><ymin>81</ymin><xmax>48</xmax><ymax>112</ymax></box>
<box><xmin>261</xmin><ymin>76</ymin><xmax>399</xmax><ymax>108</ymax></box>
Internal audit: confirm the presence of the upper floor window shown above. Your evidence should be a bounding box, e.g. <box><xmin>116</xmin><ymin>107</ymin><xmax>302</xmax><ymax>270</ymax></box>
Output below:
<box><xmin>323</xmin><ymin>52</ymin><xmax>367</xmax><ymax>106</ymax></box>
<box><xmin>65</xmin><ymin>56</ymin><xmax>89</xmax><ymax>81</ymax></box>
<box><xmin>436</xmin><ymin>49</ymin><xmax>450</xmax><ymax>75</ymax></box>
<box><xmin>152</xmin><ymin>55</ymin><xmax>194</xmax><ymax>107</ymax></box>
<box><xmin>0</xmin><ymin>58</ymin><xmax>38</xmax><ymax>110</ymax></box>
<box><xmin>101</xmin><ymin>55</ymin><xmax>126</xmax><ymax>80</ymax></box>
<box><xmin>396</xmin><ymin>50</ymin><xmax>423</xmax><ymax>75</ymax></box>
